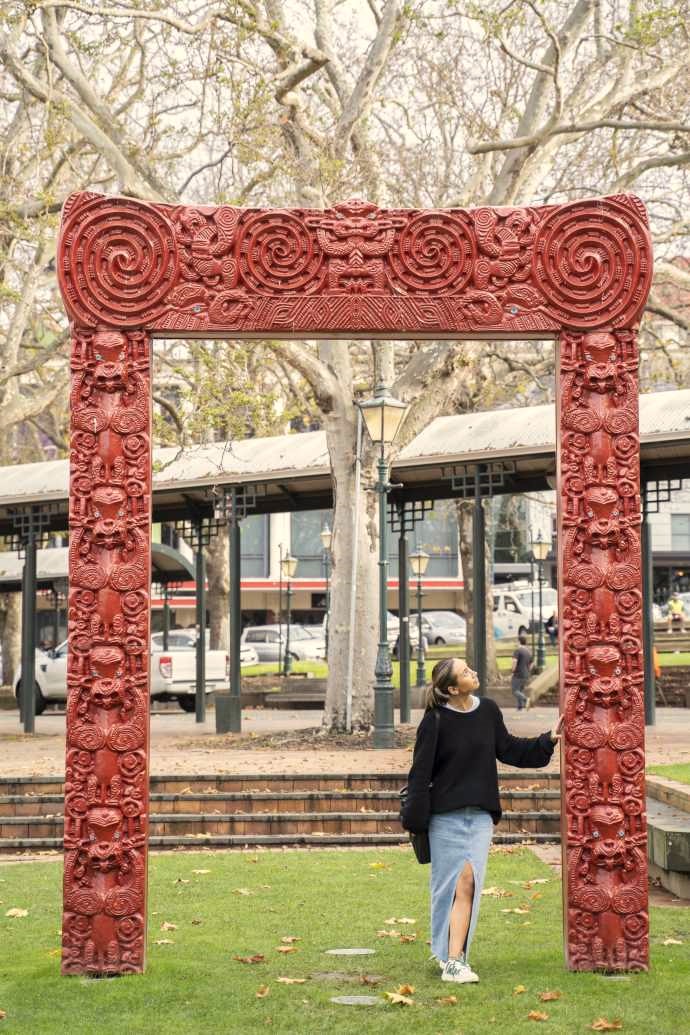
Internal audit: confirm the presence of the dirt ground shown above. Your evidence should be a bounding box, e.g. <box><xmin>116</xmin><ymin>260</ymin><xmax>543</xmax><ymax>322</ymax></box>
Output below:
<box><xmin>1</xmin><ymin>703</ymin><xmax>688</xmax><ymax>777</ymax></box>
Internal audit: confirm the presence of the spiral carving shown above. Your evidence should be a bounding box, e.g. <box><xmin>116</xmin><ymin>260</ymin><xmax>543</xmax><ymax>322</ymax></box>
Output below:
<box><xmin>59</xmin><ymin>196</ymin><xmax>179</xmax><ymax>327</ymax></box>
<box><xmin>533</xmin><ymin>199</ymin><xmax>652</xmax><ymax>328</ymax></box>
<box><xmin>238</xmin><ymin>211</ymin><xmax>323</xmax><ymax>293</ymax></box>
<box><xmin>389</xmin><ymin>213</ymin><xmax>475</xmax><ymax>293</ymax></box>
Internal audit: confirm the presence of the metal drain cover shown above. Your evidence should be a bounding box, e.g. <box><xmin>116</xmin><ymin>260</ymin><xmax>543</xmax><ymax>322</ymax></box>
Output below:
<box><xmin>330</xmin><ymin>995</ymin><xmax>380</xmax><ymax>1006</ymax></box>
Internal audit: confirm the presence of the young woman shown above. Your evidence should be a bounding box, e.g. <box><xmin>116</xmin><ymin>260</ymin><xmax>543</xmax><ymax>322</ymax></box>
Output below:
<box><xmin>401</xmin><ymin>657</ymin><xmax>563</xmax><ymax>985</ymax></box>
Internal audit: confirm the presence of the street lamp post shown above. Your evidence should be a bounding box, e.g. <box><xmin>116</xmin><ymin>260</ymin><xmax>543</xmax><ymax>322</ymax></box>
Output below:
<box><xmin>359</xmin><ymin>387</ymin><xmax>409</xmax><ymax>749</ymax></box>
<box><xmin>409</xmin><ymin>549</ymin><xmax>429</xmax><ymax>689</ymax></box>
<box><xmin>281</xmin><ymin>552</ymin><xmax>298</xmax><ymax>676</ymax></box>
<box><xmin>532</xmin><ymin>530</ymin><xmax>549</xmax><ymax>674</ymax></box>
<box><xmin>320</xmin><ymin>522</ymin><xmax>332</xmax><ymax>655</ymax></box>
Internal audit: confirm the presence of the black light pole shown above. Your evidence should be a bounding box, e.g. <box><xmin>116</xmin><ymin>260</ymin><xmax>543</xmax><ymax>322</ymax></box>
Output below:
<box><xmin>533</xmin><ymin>530</ymin><xmax>549</xmax><ymax>674</ymax></box>
<box><xmin>529</xmin><ymin>547</ymin><xmax>536</xmax><ymax>662</ymax></box>
<box><xmin>320</xmin><ymin>523</ymin><xmax>332</xmax><ymax>655</ymax></box>
<box><xmin>359</xmin><ymin>387</ymin><xmax>409</xmax><ymax>749</ymax></box>
<box><xmin>281</xmin><ymin>553</ymin><xmax>297</xmax><ymax>676</ymax></box>
<box><xmin>410</xmin><ymin>549</ymin><xmax>429</xmax><ymax>689</ymax></box>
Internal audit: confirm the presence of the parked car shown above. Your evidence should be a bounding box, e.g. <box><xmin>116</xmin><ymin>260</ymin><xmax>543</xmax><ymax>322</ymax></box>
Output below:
<box><xmin>241</xmin><ymin>624</ymin><xmax>326</xmax><ymax>663</ymax></box>
<box><xmin>419</xmin><ymin>610</ymin><xmax>467</xmax><ymax>646</ymax></box>
<box><xmin>150</xmin><ymin>629</ymin><xmax>258</xmax><ymax>667</ymax></box>
<box><xmin>14</xmin><ymin>640</ymin><xmax>176</xmax><ymax>716</ymax></box>
<box><xmin>493</xmin><ymin>584</ymin><xmax>559</xmax><ymax>638</ymax></box>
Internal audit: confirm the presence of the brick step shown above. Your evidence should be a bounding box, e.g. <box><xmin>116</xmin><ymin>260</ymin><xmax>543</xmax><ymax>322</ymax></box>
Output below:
<box><xmin>0</xmin><ymin>788</ymin><xmax>561</xmax><ymax>818</ymax></box>
<box><xmin>0</xmin><ymin>770</ymin><xmax>561</xmax><ymax>797</ymax></box>
<box><xmin>0</xmin><ymin>808</ymin><xmax>562</xmax><ymax>841</ymax></box>
<box><xmin>0</xmin><ymin>830</ymin><xmax>561</xmax><ymax>854</ymax></box>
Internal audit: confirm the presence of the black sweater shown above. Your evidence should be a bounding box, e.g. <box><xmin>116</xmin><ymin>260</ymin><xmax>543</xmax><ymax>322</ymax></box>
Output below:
<box><xmin>400</xmin><ymin>698</ymin><xmax>555</xmax><ymax>832</ymax></box>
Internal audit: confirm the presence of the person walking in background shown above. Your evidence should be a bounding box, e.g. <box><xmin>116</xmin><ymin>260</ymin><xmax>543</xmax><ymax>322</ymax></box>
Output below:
<box><xmin>401</xmin><ymin>658</ymin><xmax>563</xmax><ymax>985</ymax></box>
<box><xmin>511</xmin><ymin>632</ymin><xmax>532</xmax><ymax>711</ymax></box>
<box><xmin>545</xmin><ymin>612</ymin><xmax>558</xmax><ymax>646</ymax></box>
<box><xmin>667</xmin><ymin>592</ymin><xmax>686</xmax><ymax>634</ymax></box>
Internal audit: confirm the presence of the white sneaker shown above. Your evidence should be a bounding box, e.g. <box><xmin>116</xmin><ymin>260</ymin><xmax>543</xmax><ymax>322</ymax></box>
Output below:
<box><xmin>441</xmin><ymin>957</ymin><xmax>479</xmax><ymax>983</ymax></box>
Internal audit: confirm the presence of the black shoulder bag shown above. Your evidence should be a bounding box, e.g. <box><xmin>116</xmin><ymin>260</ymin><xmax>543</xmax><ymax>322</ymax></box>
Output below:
<box><xmin>399</xmin><ymin>708</ymin><xmax>441</xmax><ymax>865</ymax></box>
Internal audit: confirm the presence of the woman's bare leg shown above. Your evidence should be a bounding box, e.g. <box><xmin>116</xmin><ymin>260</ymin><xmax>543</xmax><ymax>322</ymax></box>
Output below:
<box><xmin>448</xmin><ymin>862</ymin><xmax>475</xmax><ymax>959</ymax></box>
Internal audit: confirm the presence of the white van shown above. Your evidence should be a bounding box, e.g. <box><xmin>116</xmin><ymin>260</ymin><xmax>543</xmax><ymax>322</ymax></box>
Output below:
<box><xmin>492</xmin><ymin>583</ymin><xmax>558</xmax><ymax>638</ymax></box>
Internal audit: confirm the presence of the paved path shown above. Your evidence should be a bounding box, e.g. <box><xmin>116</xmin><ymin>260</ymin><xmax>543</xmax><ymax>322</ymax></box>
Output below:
<box><xmin>1</xmin><ymin>704</ymin><xmax>689</xmax><ymax>777</ymax></box>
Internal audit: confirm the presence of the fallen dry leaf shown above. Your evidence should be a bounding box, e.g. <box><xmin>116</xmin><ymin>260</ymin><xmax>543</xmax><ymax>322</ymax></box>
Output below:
<box><xmin>360</xmin><ymin>975</ymin><xmax>380</xmax><ymax>986</ymax></box>
<box><xmin>280</xmin><ymin>936</ymin><xmax>300</xmax><ymax>944</ymax></box>
<box><xmin>399</xmin><ymin>934</ymin><xmax>417</xmax><ymax>943</ymax></box>
<box><xmin>436</xmin><ymin>995</ymin><xmax>458</xmax><ymax>1005</ymax></box>
<box><xmin>234</xmin><ymin>888</ymin><xmax>254</xmax><ymax>896</ymax></box>
<box><xmin>4</xmin><ymin>909</ymin><xmax>28</xmax><ymax>918</ymax></box>
<box><xmin>154</xmin><ymin>939</ymin><xmax>174</xmax><ymax>946</ymax></box>
<box><xmin>662</xmin><ymin>938</ymin><xmax>683</xmax><ymax>946</ymax></box>
<box><xmin>396</xmin><ymin>918</ymin><xmax>416</xmax><ymax>925</ymax></box>
<box><xmin>369</xmin><ymin>862</ymin><xmax>391</xmax><ymax>870</ymax></box>
<box><xmin>0</xmin><ymin>1010</ymin><xmax>6</xmax><ymax>1021</ymax></box>
<box><xmin>256</xmin><ymin>985</ymin><xmax>270</xmax><ymax>998</ymax></box>
<box><xmin>192</xmin><ymin>869</ymin><xmax>211</xmax><ymax>875</ymax></box>
<box><xmin>377</xmin><ymin>928</ymin><xmax>400</xmax><ymax>938</ymax></box>
<box><xmin>384</xmin><ymin>992</ymin><xmax>414</xmax><ymax>1006</ymax></box>
<box><xmin>528</xmin><ymin>1010</ymin><xmax>549</xmax><ymax>1022</ymax></box>
<box><xmin>501</xmin><ymin>907</ymin><xmax>531</xmax><ymax>915</ymax></box>
<box><xmin>482</xmin><ymin>886</ymin><xmax>513</xmax><ymax>898</ymax></box>
<box><xmin>275</xmin><ymin>946</ymin><xmax>297</xmax><ymax>954</ymax></box>
<box><xmin>589</xmin><ymin>1020</ymin><xmax>623</xmax><ymax>1032</ymax></box>
<box><xmin>160</xmin><ymin>922</ymin><xmax>177</xmax><ymax>931</ymax></box>
<box><xmin>175</xmin><ymin>879</ymin><xmax>190</xmax><ymax>885</ymax></box>
<box><xmin>396</xmin><ymin>984</ymin><xmax>415</xmax><ymax>995</ymax></box>
<box><xmin>539</xmin><ymin>991</ymin><xmax>562</xmax><ymax>1002</ymax></box>
<box><xmin>277</xmin><ymin>977</ymin><xmax>306</xmax><ymax>984</ymax></box>
<box><xmin>234</xmin><ymin>954</ymin><xmax>266</xmax><ymax>964</ymax></box>
<box><xmin>513</xmin><ymin>985</ymin><xmax>528</xmax><ymax>995</ymax></box>
<box><xmin>191</xmin><ymin>919</ymin><xmax>203</xmax><ymax>926</ymax></box>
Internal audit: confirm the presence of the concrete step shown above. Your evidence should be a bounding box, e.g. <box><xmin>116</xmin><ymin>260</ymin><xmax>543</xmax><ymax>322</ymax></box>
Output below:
<box><xmin>0</xmin><ymin>787</ymin><xmax>562</xmax><ymax>818</ymax></box>
<box><xmin>0</xmin><ymin>770</ymin><xmax>561</xmax><ymax>798</ymax></box>
<box><xmin>0</xmin><ymin>830</ymin><xmax>561</xmax><ymax>853</ymax></box>
<box><xmin>0</xmin><ymin>807</ymin><xmax>562</xmax><ymax>841</ymax></box>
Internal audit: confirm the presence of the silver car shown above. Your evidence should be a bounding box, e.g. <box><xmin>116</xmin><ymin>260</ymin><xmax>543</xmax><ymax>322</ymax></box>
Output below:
<box><xmin>420</xmin><ymin>610</ymin><xmax>467</xmax><ymax>646</ymax></box>
<box><xmin>241</xmin><ymin>624</ymin><xmax>326</xmax><ymax>663</ymax></box>
<box><xmin>150</xmin><ymin>630</ymin><xmax>259</xmax><ymax>667</ymax></box>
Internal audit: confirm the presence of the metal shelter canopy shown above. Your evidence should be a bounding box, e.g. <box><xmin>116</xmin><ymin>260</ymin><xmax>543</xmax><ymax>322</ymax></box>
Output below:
<box><xmin>0</xmin><ymin>388</ymin><xmax>689</xmax><ymax>533</ymax></box>
<box><xmin>0</xmin><ymin>542</ymin><xmax>194</xmax><ymax>592</ymax></box>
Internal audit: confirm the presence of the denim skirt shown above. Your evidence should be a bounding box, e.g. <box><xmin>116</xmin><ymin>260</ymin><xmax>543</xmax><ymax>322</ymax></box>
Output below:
<box><xmin>428</xmin><ymin>806</ymin><xmax>494</xmax><ymax>965</ymax></box>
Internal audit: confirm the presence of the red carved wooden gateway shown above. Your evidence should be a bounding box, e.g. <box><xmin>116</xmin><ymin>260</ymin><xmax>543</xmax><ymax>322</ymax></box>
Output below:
<box><xmin>56</xmin><ymin>191</ymin><xmax>653</xmax><ymax>976</ymax></box>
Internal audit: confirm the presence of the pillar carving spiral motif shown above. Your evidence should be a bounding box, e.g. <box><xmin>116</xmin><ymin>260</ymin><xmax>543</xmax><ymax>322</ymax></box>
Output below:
<box><xmin>557</xmin><ymin>330</ymin><xmax>648</xmax><ymax>971</ymax></box>
<box><xmin>56</xmin><ymin>190</ymin><xmax>652</xmax><ymax>977</ymax></box>
<box><xmin>62</xmin><ymin>326</ymin><xmax>152</xmax><ymax>975</ymax></box>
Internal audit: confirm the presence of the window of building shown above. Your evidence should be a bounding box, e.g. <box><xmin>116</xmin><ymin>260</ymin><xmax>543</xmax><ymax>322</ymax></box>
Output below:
<box><xmin>389</xmin><ymin>499</ymin><xmax>459</xmax><ymax>578</ymax></box>
<box><xmin>241</xmin><ymin>514</ymin><xmax>269</xmax><ymax>577</ymax></box>
<box><xmin>290</xmin><ymin>509</ymin><xmax>333</xmax><ymax>578</ymax></box>
<box><xmin>671</xmin><ymin>514</ymin><xmax>690</xmax><ymax>552</ymax></box>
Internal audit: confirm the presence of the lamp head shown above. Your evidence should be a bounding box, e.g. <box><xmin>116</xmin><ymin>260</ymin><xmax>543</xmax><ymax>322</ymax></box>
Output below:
<box><xmin>281</xmin><ymin>553</ymin><xmax>298</xmax><ymax>578</ymax></box>
<box><xmin>358</xmin><ymin>390</ymin><xmax>408</xmax><ymax>446</ymax></box>
<box><xmin>320</xmin><ymin>523</ymin><xmax>332</xmax><ymax>552</ymax></box>
<box><xmin>409</xmin><ymin>549</ymin><xmax>430</xmax><ymax>577</ymax></box>
<box><xmin>532</xmin><ymin>530</ymin><xmax>549</xmax><ymax>562</ymax></box>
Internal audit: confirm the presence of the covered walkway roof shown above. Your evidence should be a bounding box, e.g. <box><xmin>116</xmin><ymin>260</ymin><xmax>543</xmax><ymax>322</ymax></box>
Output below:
<box><xmin>0</xmin><ymin>543</ymin><xmax>194</xmax><ymax>591</ymax></box>
<box><xmin>0</xmin><ymin>388</ymin><xmax>688</xmax><ymax>535</ymax></box>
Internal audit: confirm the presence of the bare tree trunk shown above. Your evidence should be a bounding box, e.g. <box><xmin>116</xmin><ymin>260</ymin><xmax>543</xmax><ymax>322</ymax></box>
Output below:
<box><xmin>205</xmin><ymin>526</ymin><xmax>229</xmax><ymax>651</ymax></box>
<box><xmin>457</xmin><ymin>500</ymin><xmax>499</xmax><ymax>681</ymax></box>
<box><xmin>0</xmin><ymin>593</ymin><xmax>21</xmax><ymax>687</ymax></box>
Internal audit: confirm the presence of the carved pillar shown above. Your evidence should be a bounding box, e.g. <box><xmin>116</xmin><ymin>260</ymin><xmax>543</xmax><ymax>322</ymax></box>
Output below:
<box><xmin>557</xmin><ymin>329</ymin><xmax>648</xmax><ymax>973</ymax></box>
<box><xmin>62</xmin><ymin>326</ymin><xmax>152</xmax><ymax>976</ymax></box>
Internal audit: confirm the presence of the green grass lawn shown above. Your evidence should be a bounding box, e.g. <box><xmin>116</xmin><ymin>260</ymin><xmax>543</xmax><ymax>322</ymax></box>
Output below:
<box><xmin>1</xmin><ymin>848</ymin><xmax>689</xmax><ymax>1034</ymax></box>
<box><xmin>242</xmin><ymin>655</ymin><xmax>560</xmax><ymax>686</ymax></box>
<box><xmin>646</xmin><ymin>763</ymin><xmax>690</xmax><ymax>785</ymax></box>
